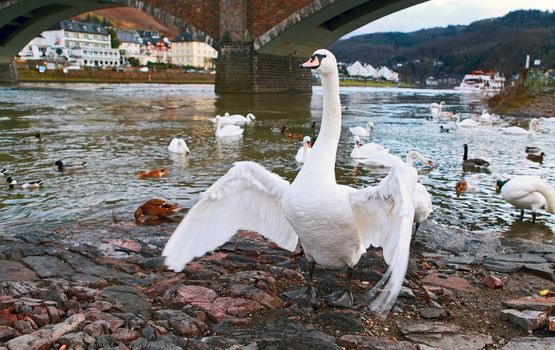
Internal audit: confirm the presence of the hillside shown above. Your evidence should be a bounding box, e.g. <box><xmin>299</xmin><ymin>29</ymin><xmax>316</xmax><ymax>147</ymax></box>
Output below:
<box><xmin>74</xmin><ymin>7</ymin><xmax>180</xmax><ymax>37</ymax></box>
<box><xmin>330</xmin><ymin>10</ymin><xmax>555</xmax><ymax>83</ymax></box>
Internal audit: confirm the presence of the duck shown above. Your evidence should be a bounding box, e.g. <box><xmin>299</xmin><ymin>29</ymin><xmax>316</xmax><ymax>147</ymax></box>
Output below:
<box><xmin>134</xmin><ymin>198</ymin><xmax>181</xmax><ymax>223</ymax></box>
<box><xmin>501</xmin><ymin>118</ymin><xmax>539</xmax><ymax>135</ymax></box>
<box><xmin>138</xmin><ymin>168</ymin><xmax>169</xmax><ymax>179</ymax></box>
<box><xmin>527</xmin><ymin>152</ymin><xmax>545</xmax><ymax>163</ymax></box>
<box><xmin>439</xmin><ymin>125</ymin><xmax>451</xmax><ymax>133</ymax></box>
<box><xmin>295</xmin><ymin>136</ymin><xmax>312</xmax><ymax>163</ymax></box>
<box><xmin>163</xmin><ymin>49</ymin><xmax>419</xmax><ymax>314</ymax></box>
<box><xmin>462</xmin><ymin>144</ymin><xmax>489</xmax><ymax>169</ymax></box>
<box><xmin>1</xmin><ymin>168</ymin><xmax>7</xmax><ymax>177</ymax></box>
<box><xmin>526</xmin><ymin>146</ymin><xmax>541</xmax><ymax>154</ymax></box>
<box><xmin>349</xmin><ymin>121</ymin><xmax>374</xmax><ymax>138</ymax></box>
<box><xmin>350</xmin><ymin>135</ymin><xmax>387</xmax><ymax>159</ymax></box>
<box><xmin>215</xmin><ymin>116</ymin><xmax>244</xmax><ymax>138</ymax></box>
<box><xmin>454</xmin><ymin>115</ymin><xmax>480</xmax><ymax>128</ymax></box>
<box><xmin>455</xmin><ymin>179</ymin><xmax>468</xmax><ymax>195</ymax></box>
<box><xmin>167</xmin><ymin>138</ymin><xmax>190</xmax><ymax>154</ymax></box>
<box><xmin>55</xmin><ymin>160</ymin><xmax>87</xmax><ymax>171</ymax></box>
<box><xmin>6</xmin><ymin>177</ymin><xmax>43</xmax><ymax>189</ymax></box>
<box><xmin>281</xmin><ymin>126</ymin><xmax>303</xmax><ymax>140</ymax></box>
<box><xmin>22</xmin><ymin>133</ymin><xmax>41</xmax><ymax>142</ymax></box>
<box><xmin>357</xmin><ymin>149</ymin><xmax>433</xmax><ymax>169</ymax></box>
<box><xmin>496</xmin><ymin>176</ymin><xmax>555</xmax><ymax>223</ymax></box>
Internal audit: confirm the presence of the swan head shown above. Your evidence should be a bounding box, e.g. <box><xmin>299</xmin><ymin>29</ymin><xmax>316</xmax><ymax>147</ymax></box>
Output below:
<box><xmin>224</xmin><ymin>112</ymin><xmax>230</xmax><ymax>117</ymax></box>
<box><xmin>178</xmin><ymin>139</ymin><xmax>190</xmax><ymax>154</ymax></box>
<box><xmin>299</xmin><ymin>49</ymin><xmax>337</xmax><ymax>75</ymax></box>
<box><xmin>367</xmin><ymin>121</ymin><xmax>374</xmax><ymax>131</ymax></box>
<box><xmin>354</xmin><ymin>135</ymin><xmax>361</xmax><ymax>148</ymax></box>
<box><xmin>246</xmin><ymin>113</ymin><xmax>256</xmax><ymax>121</ymax></box>
<box><xmin>302</xmin><ymin>135</ymin><xmax>312</xmax><ymax>148</ymax></box>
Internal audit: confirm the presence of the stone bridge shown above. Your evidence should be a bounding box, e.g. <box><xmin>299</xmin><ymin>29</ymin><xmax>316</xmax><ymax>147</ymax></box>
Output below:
<box><xmin>0</xmin><ymin>0</ymin><xmax>427</xmax><ymax>92</ymax></box>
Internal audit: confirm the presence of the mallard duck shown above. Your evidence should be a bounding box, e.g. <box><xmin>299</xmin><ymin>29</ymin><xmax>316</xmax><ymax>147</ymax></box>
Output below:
<box><xmin>526</xmin><ymin>146</ymin><xmax>541</xmax><ymax>154</ymax></box>
<box><xmin>134</xmin><ymin>198</ymin><xmax>181</xmax><ymax>223</ymax></box>
<box><xmin>55</xmin><ymin>160</ymin><xmax>87</xmax><ymax>171</ymax></box>
<box><xmin>1</xmin><ymin>168</ymin><xmax>7</xmax><ymax>177</ymax></box>
<box><xmin>281</xmin><ymin>126</ymin><xmax>303</xmax><ymax>140</ymax></box>
<box><xmin>527</xmin><ymin>152</ymin><xmax>545</xmax><ymax>163</ymax></box>
<box><xmin>462</xmin><ymin>144</ymin><xmax>489</xmax><ymax>169</ymax></box>
<box><xmin>138</xmin><ymin>168</ymin><xmax>169</xmax><ymax>179</ymax></box>
<box><xmin>22</xmin><ymin>133</ymin><xmax>41</xmax><ymax>142</ymax></box>
<box><xmin>6</xmin><ymin>177</ymin><xmax>43</xmax><ymax>189</ymax></box>
<box><xmin>496</xmin><ymin>176</ymin><xmax>555</xmax><ymax>223</ymax></box>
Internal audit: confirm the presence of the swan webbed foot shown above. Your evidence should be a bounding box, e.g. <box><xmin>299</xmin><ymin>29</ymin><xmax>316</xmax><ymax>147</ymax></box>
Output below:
<box><xmin>325</xmin><ymin>289</ymin><xmax>354</xmax><ymax>308</ymax></box>
<box><xmin>283</xmin><ymin>285</ymin><xmax>317</xmax><ymax>306</ymax></box>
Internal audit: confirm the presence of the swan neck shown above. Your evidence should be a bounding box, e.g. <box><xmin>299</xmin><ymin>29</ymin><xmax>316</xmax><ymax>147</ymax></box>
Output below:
<box><xmin>463</xmin><ymin>146</ymin><xmax>468</xmax><ymax>161</ymax></box>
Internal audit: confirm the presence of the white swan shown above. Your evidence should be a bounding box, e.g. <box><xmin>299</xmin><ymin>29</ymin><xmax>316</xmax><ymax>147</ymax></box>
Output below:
<box><xmin>455</xmin><ymin>115</ymin><xmax>480</xmax><ymax>128</ymax></box>
<box><xmin>349</xmin><ymin>122</ymin><xmax>374</xmax><ymax>138</ymax></box>
<box><xmin>501</xmin><ymin>118</ymin><xmax>539</xmax><ymax>135</ymax></box>
<box><xmin>496</xmin><ymin>176</ymin><xmax>555</xmax><ymax>223</ymax></box>
<box><xmin>167</xmin><ymin>138</ymin><xmax>190</xmax><ymax>154</ymax></box>
<box><xmin>357</xmin><ymin>150</ymin><xmax>433</xmax><ymax>169</ymax></box>
<box><xmin>210</xmin><ymin>112</ymin><xmax>256</xmax><ymax>125</ymax></box>
<box><xmin>476</xmin><ymin>110</ymin><xmax>500</xmax><ymax>124</ymax></box>
<box><xmin>215</xmin><ymin>116</ymin><xmax>244</xmax><ymax>138</ymax></box>
<box><xmin>163</xmin><ymin>49</ymin><xmax>418</xmax><ymax>314</ymax></box>
<box><xmin>350</xmin><ymin>135</ymin><xmax>387</xmax><ymax>159</ymax></box>
<box><xmin>295</xmin><ymin>136</ymin><xmax>312</xmax><ymax>163</ymax></box>
<box><xmin>430</xmin><ymin>102</ymin><xmax>458</xmax><ymax>122</ymax></box>
<box><xmin>414</xmin><ymin>182</ymin><xmax>432</xmax><ymax>234</ymax></box>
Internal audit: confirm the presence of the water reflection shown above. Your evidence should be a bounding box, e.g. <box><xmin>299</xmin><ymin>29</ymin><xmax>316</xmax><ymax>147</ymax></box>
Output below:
<box><xmin>0</xmin><ymin>83</ymin><xmax>553</xmax><ymax>246</ymax></box>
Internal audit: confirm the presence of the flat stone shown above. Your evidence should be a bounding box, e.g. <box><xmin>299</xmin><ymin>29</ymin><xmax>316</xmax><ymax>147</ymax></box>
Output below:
<box><xmin>400</xmin><ymin>322</ymin><xmax>460</xmax><ymax>335</ymax></box>
<box><xmin>501</xmin><ymin>309</ymin><xmax>548</xmax><ymax>330</ymax></box>
<box><xmin>338</xmin><ymin>334</ymin><xmax>417</xmax><ymax>349</ymax></box>
<box><xmin>102</xmin><ymin>285</ymin><xmax>152</xmax><ymax>316</ymax></box>
<box><xmin>421</xmin><ymin>272</ymin><xmax>474</xmax><ymax>292</ymax></box>
<box><xmin>500</xmin><ymin>337</ymin><xmax>555</xmax><ymax>350</ymax></box>
<box><xmin>194</xmin><ymin>297</ymin><xmax>263</xmax><ymax>323</ymax></box>
<box><xmin>523</xmin><ymin>263</ymin><xmax>555</xmax><ymax>281</ymax></box>
<box><xmin>503</xmin><ymin>296</ymin><xmax>555</xmax><ymax>313</ymax></box>
<box><xmin>485</xmin><ymin>253</ymin><xmax>547</xmax><ymax>264</ymax></box>
<box><xmin>58</xmin><ymin>331</ymin><xmax>95</xmax><ymax>348</ymax></box>
<box><xmin>482</xmin><ymin>260</ymin><xmax>522</xmax><ymax>273</ymax></box>
<box><xmin>175</xmin><ymin>285</ymin><xmax>218</xmax><ymax>304</ymax></box>
<box><xmin>0</xmin><ymin>261</ymin><xmax>37</xmax><ymax>282</ymax></box>
<box><xmin>0</xmin><ymin>326</ymin><xmax>16</xmax><ymax>342</ymax></box>
<box><xmin>228</xmin><ymin>284</ymin><xmax>283</xmax><ymax>308</ymax></box>
<box><xmin>400</xmin><ymin>321</ymin><xmax>491</xmax><ymax>350</ymax></box>
<box><xmin>111</xmin><ymin>328</ymin><xmax>140</xmax><ymax>342</ymax></box>
<box><xmin>419</xmin><ymin>307</ymin><xmax>447</xmax><ymax>319</ymax></box>
<box><xmin>84</xmin><ymin>308</ymin><xmax>125</xmax><ymax>331</ymax></box>
<box><xmin>21</xmin><ymin>256</ymin><xmax>74</xmax><ymax>278</ymax></box>
<box><xmin>399</xmin><ymin>286</ymin><xmax>416</xmax><ymax>299</ymax></box>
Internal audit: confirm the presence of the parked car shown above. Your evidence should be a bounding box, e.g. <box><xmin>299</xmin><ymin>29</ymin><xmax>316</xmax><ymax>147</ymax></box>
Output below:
<box><xmin>139</xmin><ymin>66</ymin><xmax>149</xmax><ymax>73</ymax></box>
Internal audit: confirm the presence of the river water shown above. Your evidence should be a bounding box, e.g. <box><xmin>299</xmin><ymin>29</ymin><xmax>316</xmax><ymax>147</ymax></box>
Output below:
<box><xmin>1</xmin><ymin>83</ymin><xmax>554</xmax><ymax>247</ymax></box>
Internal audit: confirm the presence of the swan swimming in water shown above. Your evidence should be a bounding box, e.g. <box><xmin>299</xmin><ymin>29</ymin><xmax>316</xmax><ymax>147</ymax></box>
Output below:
<box><xmin>349</xmin><ymin>121</ymin><xmax>374</xmax><ymax>138</ymax></box>
<box><xmin>501</xmin><ymin>118</ymin><xmax>539</xmax><ymax>135</ymax></box>
<box><xmin>215</xmin><ymin>116</ymin><xmax>244</xmax><ymax>138</ymax></box>
<box><xmin>168</xmin><ymin>138</ymin><xmax>190</xmax><ymax>154</ymax></box>
<box><xmin>163</xmin><ymin>49</ymin><xmax>419</xmax><ymax>314</ymax></box>
<box><xmin>210</xmin><ymin>112</ymin><xmax>256</xmax><ymax>125</ymax></box>
<box><xmin>350</xmin><ymin>135</ymin><xmax>387</xmax><ymax>159</ymax></box>
<box><xmin>356</xmin><ymin>149</ymin><xmax>433</xmax><ymax>169</ymax></box>
<box><xmin>295</xmin><ymin>136</ymin><xmax>312</xmax><ymax>163</ymax></box>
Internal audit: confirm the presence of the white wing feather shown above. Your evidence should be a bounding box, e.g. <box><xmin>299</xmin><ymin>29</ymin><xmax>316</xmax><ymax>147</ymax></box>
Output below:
<box><xmin>163</xmin><ymin>161</ymin><xmax>298</xmax><ymax>271</ymax></box>
<box><xmin>350</xmin><ymin>164</ymin><xmax>417</xmax><ymax>314</ymax></box>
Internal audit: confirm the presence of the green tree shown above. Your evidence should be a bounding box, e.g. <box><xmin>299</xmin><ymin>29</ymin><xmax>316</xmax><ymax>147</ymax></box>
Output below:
<box><xmin>128</xmin><ymin>57</ymin><xmax>140</xmax><ymax>67</ymax></box>
<box><xmin>108</xmin><ymin>28</ymin><xmax>120</xmax><ymax>48</ymax></box>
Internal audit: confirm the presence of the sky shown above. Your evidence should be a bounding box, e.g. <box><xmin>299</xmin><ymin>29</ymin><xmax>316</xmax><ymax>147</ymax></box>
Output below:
<box><xmin>343</xmin><ymin>0</ymin><xmax>555</xmax><ymax>38</ymax></box>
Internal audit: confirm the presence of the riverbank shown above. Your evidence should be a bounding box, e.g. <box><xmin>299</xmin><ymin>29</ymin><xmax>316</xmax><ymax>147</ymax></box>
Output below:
<box><xmin>489</xmin><ymin>86</ymin><xmax>555</xmax><ymax>119</ymax></box>
<box><xmin>1</xmin><ymin>220</ymin><xmax>554</xmax><ymax>349</ymax></box>
<box><xmin>17</xmin><ymin>68</ymin><xmax>214</xmax><ymax>84</ymax></box>
<box><xmin>338</xmin><ymin>80</ymin><xmax>416</xmax><ymax>88</ymax></box>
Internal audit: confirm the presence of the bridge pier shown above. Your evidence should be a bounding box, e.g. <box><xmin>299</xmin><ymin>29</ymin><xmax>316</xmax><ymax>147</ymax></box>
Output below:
<box><xmin>215</xmin><ymin>43</ymin><xmax>312</xmax><ymax>93</ymax></box>
<box><xmin>0</xmin><ymin>60</ymin><xmax>19</xmax><ymax>85</ymax></box>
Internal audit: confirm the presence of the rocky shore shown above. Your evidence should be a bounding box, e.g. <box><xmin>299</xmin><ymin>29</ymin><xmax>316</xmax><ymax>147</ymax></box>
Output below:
<box><xmin>1</xmin><ymin>221</ymin><xmax>555</xmax><ymax>349</ymax></box>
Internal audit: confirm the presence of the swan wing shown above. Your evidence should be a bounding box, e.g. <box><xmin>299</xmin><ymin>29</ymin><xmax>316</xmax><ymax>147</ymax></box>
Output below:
<box><xmin>349</xmin><ymin>164</ymin><xmax>417</xmax><ymax>314</ymax></box>
<box><xmin>163</xmin><ymin>161</ymin><xmax>298</xmax><ymax>271</ymax></box>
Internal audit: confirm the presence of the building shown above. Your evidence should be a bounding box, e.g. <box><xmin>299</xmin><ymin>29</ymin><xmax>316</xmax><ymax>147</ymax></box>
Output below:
<box><xmin>137</xmin><ymin>30</ymin><xmax>171</xmax><ymax>65</ymax></box>
<box><xmin>170</xmin><ymin>32</ymin><xmax>217</xmax><ymax>69</ymax></box>
<box><xmin>18</xmin><ymin>20</ymin><xmax>120</xmax><ymax>67</ymax></box>
<box><xmin>116</xmin><ymin>29</ymin><xmax>142</xmax><ymax>65</ymax></box>
<box><xmin>377</xmin><ymin>66</ymin><xmax>399</xmax><ymax>82</ymax></box>
<box><xmin>346</xmin><ymin>61</ymin><xmax>378</xmax><ymax>79</ymax></box>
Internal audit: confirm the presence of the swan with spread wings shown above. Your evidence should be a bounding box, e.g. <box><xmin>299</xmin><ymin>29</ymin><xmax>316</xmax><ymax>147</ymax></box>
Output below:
<box><xmin>163</xmin><ymin>49</ymin><xmax>418</xmax><ymax>314</ymax></box>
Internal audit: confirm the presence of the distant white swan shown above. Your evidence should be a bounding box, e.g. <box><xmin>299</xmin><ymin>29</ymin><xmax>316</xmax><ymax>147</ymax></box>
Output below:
<box><xmin>501</xmin><ymin>118</ymin><xmax>539</xmax><ymax>135</ymax></box>
<box><xmin>455</xmin><ymin>115</ymin><xmax>480</xmax><ymax>128</ymax></box>
<box><xmin>163</xmin><ymin>49</ymin><xmax>419</xmax><ymax>314</ymax></box>
<box><xmin>430</xmin><ymin>102</ymin><xmax>458</xmax><ymax>122</ymax></box>
<box><xmin>168</xmin><ymin>138</ymin><xmax>190</xmax><ymax>154</ymax></box>
<box><xmin>349</xmin><ymin>121</ymin><xmax>374</xmax><ymax>138</ymax></box>
<box><xmin>295</xmin><ymin>136</ymin><xmax>312</xmax><ymax>163</ymax></box>
<box><xmin>210</xmin><ymin>112</ymin><xmax>256</xmax><ymax>125</ymax></box>
<box><xmin>496</xmin><ymin>175</ymin><xmax>555</xmax><ymax>223</ymax></box>
<box><xmin>475</xmin><ymin>110</ymin><xmax>500</xmax><ymax>124</ymax></box>
<box><xmin>357</xmin><ymin>150</ymin><xmax>433</xmax><ymax>169</ymax></box>
<box><xmin>350</xmin><ymin>135</ymin><xmax>387</xmax><ymax>159</ymax></box>
<box><xmin>215</xmin><ymin>116</ymin><xmax>244</xmax><ymax>137</ymax></box>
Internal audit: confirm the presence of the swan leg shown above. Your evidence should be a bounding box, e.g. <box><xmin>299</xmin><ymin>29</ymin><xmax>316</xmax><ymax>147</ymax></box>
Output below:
<box><xmin>411</xmin><ymin>223</ymin><xmax>420</xmax><ymax>246</ymax></box>
<box><xmin>325</xmin><ymin>268</ymin><xmax>354</xmax><ymax>308</ymax></box>
<box><xmin>283</xmin><ymin>261</ymin><xmax>317</xmax><ymax>305</ymax></box>
<box><xmin>532</xmin><ymin>212</ymin><xmax>537</xmax><ymax>224</ymax></box>
<box><xmin>520</xmin><ymin>210</ymin><xmax>524</xmax><ymax>221</ymax></box>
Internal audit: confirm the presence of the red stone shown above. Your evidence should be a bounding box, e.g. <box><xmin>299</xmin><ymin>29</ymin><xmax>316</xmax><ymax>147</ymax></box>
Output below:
<box><xmin>482</xmin><ymin>275</ymin><xmax>504</xmax><ymax>289</ymax></box>
<box><xmin>421</xmin><ymin>272</ymin><xmax>474</xmax><ymax>292</ymax></box>
<box><xmin>111</xmin><ymin>328</ymin><xmax>139</xmax><ymax>342</ymax></box>
<box><xmin>176</xmin><ymin>285</ymin><xmax>218</xmax><ymax>305</ymax></box>
<box><xmin>549</xmin><ymin>316</ymin><xmax>555</xmax><ymax>331</ymax></box>
<box><xmin>194</xmin><ymin>297</ymin><xmax>263</xmax><ymax>323</ymax></box>
<box><xmin>503</xmin><ymin>297</ymin><xmax>555</xmax><ymax>313</ymax></box>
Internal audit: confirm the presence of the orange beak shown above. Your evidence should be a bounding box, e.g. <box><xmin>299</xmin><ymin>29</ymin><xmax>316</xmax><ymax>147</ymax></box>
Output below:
<box><xmin>299</xmin><ymin>56</ymin><xmax>320</xmax><ymax>69</ymax></box>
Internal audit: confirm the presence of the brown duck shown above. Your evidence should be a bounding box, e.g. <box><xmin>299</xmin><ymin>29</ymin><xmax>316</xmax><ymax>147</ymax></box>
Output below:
<box><xmin>134</xmin><ymin>198</ymin><xmax>180</xmax><ymax>223</ymax></box>
<box><xmin>138</xmin><ymin>168</ymin><xmax>169</xmax><ymax>179</ymax></box>
<box><xmin>526</xmin><ymin>152</ymin><xmax>545</xmax><ymax>163</ymax></box>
